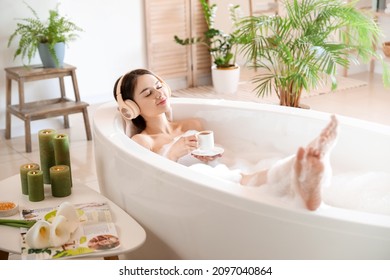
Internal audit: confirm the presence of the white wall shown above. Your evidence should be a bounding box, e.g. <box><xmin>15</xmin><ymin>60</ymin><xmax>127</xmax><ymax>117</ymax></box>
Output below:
<box><xmin>210</xmin><ymin>0</ymin><xmax>250</xmax><ymax>65</ymax></box>
<box><xmin>210</xmin><ymin>0</ymin><xmax>249</xmax><ymax>32</ymax></box>
<box><xmin>0</xmin><ymin>0</ymin><xmax>146</xmax><ymax>130</ymax></box>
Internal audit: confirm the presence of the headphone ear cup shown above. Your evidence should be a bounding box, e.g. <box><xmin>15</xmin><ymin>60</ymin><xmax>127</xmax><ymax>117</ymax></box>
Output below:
<box><xmin>119</xmin><ymin>99</ymin><xmax>140</xmax><ymax>120</ymax></box>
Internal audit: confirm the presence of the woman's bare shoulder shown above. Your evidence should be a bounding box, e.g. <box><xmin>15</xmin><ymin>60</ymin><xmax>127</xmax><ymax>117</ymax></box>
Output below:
<box><xmin>177</xmin><ymin>118</ymin><xmax>204</xmax><ymax>132</ymax></box>
<box><xmin>131</xmin><ymin>133</ymin><xmax>153</xmax><ymax>150</ymax></box>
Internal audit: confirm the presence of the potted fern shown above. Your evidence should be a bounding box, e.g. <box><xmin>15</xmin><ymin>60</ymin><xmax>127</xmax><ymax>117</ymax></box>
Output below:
<box><xmin>8</xmin><ymin>2</ymin><xmax>82</xmax><ymax>68</ymax></box>
<box><xmin>236</xmin><ymin>0</ymin><xmax>390</xmax><ymax>107</ymax></box>
<box><xmin>174</xmin><ymin>0</ymin><xmax>241</xmax><ymax>94</ymax></box>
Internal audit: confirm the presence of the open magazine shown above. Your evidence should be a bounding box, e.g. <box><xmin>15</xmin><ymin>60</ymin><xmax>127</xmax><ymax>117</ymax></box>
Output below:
<box><xmin>20</xmin><ymin>202</ymin><xmax>120</xmax><ymax>260</ymax></box>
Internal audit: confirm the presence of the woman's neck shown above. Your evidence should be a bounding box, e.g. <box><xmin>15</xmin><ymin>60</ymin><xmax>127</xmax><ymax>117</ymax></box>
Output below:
<box><xmin>143</xmin><ymin>114</ymin><xmax>175</xmax><ymax>135</ymax></box>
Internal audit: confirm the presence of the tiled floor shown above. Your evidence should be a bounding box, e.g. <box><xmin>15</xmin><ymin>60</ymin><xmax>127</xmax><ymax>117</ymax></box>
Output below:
<box><xmin>1</xmin><ymin>70</ymin><xmax>389</xmax><ymax>259</ymax></box>
<box><xmin>0</xmin><ymin>104</ymin><xmax>101</xmax><ymax>191</ymax></box>
<box><xmin>302</xmin><ymin>72</ymin><xmax>390</xmax><ymax>127</ymax></box>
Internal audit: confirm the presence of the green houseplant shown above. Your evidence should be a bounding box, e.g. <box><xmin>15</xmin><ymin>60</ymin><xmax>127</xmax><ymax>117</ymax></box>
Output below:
<box><xmin>236</xmin><ymin>0</ymin><xmax>390</xmax><ymax>107</ymax></box>
<box><xmin>8</xmin><ymin>2</ymin><xmax>82</xmax><ymax>68</ymax></box>
<box><xmin>174</xmin><ymin>0</ymin><xmax>241</xmax><ymax>68</ymax></box>
<box><xmin>174</xmin><ymin>0</ymin><xmax>242</xmax><ymax>94</ymax></box>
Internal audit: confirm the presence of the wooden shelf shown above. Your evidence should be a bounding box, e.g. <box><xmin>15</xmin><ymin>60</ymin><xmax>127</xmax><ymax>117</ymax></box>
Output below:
<box><xmin>8</xmin><ymin>98</ymin><xmax>90</xmax><ymax>121</ymax></box>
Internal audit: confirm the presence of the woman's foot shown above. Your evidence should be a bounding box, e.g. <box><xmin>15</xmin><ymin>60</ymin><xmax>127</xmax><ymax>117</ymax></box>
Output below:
<box><xmin>308</xmin><ymin>115</ymin><xmax>338</xmax><ymax>157</ymax></box>
<box><xmin>294</xmin><ymin>116</ymin><xmax>338</xmax><ymax>210</ymax></box>
<box><xmin>294</xmin><ymin>147</ymin><xmax>324</xmax><ymax>210</ymax></box>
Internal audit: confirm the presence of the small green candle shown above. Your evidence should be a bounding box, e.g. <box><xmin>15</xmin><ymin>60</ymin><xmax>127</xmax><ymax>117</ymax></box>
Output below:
<box><xmin>20</xmin><ymin>163</ymin><xmax>40</xmax><ymax>195</ymax></box>
<box><xmin>50</xmin><ymin>165</ymin><xmax>71</xmax><ymax>197</ymax></box>
<box><xmin>38</xmin><ymin>129</ymin><xmax>57</xmax><ymax>184</ymax></box>
<box><xmin>27</xmin><ymin>170</ymin><xmax>45</xmax><ymax>202</ymax></box>
<box><xmin>53</xmin><ymin>133</ymin><xmax>72</xmax><ymax>186</ymax></box>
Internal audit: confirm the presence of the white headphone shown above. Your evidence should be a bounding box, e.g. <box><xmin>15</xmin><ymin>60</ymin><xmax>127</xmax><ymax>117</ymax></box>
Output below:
<box><xmin>115</xmin><ymin>71</ymin><xmax>172</xmax><ymax>120</ymax></box>
<box><xmin>115</xmin><ymin>74</ymin><xmax>141</xmax><ymax>120</ymax></box>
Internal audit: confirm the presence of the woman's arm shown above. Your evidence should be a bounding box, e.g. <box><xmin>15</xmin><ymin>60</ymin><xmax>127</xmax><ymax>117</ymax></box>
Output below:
<box><xmin>180</xmin><ymin>118</ymin><xmax>204</xmax><ymax>132</ymax></box>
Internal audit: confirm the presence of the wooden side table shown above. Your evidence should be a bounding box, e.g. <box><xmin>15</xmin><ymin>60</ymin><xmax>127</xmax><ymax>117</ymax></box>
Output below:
<box><xmin>5</xmin><ymin>64</ymin><xmax>92</xmax><ymax>152</ymax></box>
<box><xmin>0</xmin><ymin>174</ymin><xmax>146</xmax><ymax>260</ymax></box>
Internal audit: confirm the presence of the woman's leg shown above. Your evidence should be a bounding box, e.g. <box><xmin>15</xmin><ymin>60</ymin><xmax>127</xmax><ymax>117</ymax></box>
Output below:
<box><xmin>293</xmin><ymin>115</ymin><xmax>338</xmax><ymax>210</ymax></box>
<box><xmin>241</xmin><ymin>115</ymin><xmax>339</xmax><ymax>211</ymax></box>
<box><xmin>241</xmin><ymin>170</ymin><xmax>268</xmax><ymax>186</ymax></box>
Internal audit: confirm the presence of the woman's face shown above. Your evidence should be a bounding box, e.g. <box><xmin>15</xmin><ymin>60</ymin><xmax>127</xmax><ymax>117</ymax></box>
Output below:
<box><xmin>132</xmin><ymin>74</ymin><xmax>171</xmax><ymax>118</ymax></box>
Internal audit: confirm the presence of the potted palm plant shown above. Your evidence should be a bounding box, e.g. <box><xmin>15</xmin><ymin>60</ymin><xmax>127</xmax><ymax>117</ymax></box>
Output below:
<box><xmin>236</xmin><ymin>0</ymin><xmax>390</xmax><ymax>107</ymax></box>
<box><xmin>174</xmin><ymin>0</ymin><xmax>241</xmax><ymax>94</ymax></box>
<box><xmin>8</xmin><ymin>2</ymin><xmax>82</xmax><ymax>68</ymax></box>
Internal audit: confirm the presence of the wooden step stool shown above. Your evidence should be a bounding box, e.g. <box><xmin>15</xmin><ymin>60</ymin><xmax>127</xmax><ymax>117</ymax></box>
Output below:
<box><xmin>5</xmin><ymin>64</ymin><xmax>92</xmax><ymax>152</ymax></box>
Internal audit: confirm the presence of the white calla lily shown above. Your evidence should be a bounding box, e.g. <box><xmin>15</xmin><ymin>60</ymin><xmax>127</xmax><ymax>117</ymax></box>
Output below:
<box><xmin>50</xmin><ymin>215</ymin><xmax>71</xmax><ymax>247</ymax></box>
<box><xmin>56</xmin><ymin>201</ymin><xmax>79</xmax><ymax>233</ymax></box>
<box><xmin>25</xmin><ymin>220</ymin><xmax>51</xmax><ymax>249</ymax></box>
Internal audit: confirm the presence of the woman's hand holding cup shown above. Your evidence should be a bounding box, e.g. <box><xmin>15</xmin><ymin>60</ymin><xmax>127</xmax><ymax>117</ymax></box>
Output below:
<box><xmin>167</xmin><ymin>134</ymin><xmax>197</xmax><ymax>161</ymax></box>
<box><xmin>192</xmin><ymin>131</ymin><xmax>223</xmax><ymax>162</ymax></box>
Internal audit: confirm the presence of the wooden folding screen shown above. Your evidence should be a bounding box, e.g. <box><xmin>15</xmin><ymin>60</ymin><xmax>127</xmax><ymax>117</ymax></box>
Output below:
<box><xmin>145</xmin><ymin>0</ymin><xmax>211</xmax><ymax>88</ymax></box>
<box><xmin>249</xmin><ymin>0</ymin><xmax>279</xmax><ymax>16</ymax></box>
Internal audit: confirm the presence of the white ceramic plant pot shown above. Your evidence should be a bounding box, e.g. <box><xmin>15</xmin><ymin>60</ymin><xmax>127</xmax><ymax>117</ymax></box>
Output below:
<box><xmin>211</xmin><ymin>64</ymin><xmax>240</xmax><ymax>95</ymax></box>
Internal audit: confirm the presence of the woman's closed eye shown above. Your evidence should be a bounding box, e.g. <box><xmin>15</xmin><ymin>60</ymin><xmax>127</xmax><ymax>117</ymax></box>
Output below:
<box><xmin>141</xmin><ymin>81</ymin><xmax>163</xmax><ymax>97</ymax></box>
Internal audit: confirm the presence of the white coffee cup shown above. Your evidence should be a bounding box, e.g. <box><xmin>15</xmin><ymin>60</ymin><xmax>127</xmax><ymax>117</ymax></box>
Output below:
<box><xmin>197</xmin><ymin>131</ymin><xmax>214</xmax><ymax>151</ymax></box>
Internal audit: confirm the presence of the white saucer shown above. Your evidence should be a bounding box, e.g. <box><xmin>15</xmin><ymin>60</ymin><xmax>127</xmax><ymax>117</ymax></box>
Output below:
<box><xmin>191</xmin><ymin>147</ymin><xmax>224</xmax><ymax>157</ymax></box>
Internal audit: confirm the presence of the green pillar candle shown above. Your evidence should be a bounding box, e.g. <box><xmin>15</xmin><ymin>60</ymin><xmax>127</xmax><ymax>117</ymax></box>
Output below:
<box><xmin>53</xmin><ymin>133</ymin><xmax>72</xmax><ymax>187</ymax></box>
<box><xmin>27</xmin><ymin>170</ymin><xmax>45</xmax><ymax>202</ymax></box>
<box><xmin>50</xmin><ymin>165</ymin><xmax>71</xmax><ymax>197</ymax></box>
<box><xmin>20</xmin><ymin>163</ymin><xmax>40</xmax><ymax>195</ymax></box>
<box><xmin>38</xmin><ymin>129</ymin><xmax>57</xmax><ymax>184</ymax></box>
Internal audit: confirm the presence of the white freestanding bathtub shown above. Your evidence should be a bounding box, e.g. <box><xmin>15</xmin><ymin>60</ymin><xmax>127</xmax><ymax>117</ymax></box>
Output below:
<box><xmin>93</xmin><ymin>98</ymin><xmax>390</xmax><ymax>259</ymax></box>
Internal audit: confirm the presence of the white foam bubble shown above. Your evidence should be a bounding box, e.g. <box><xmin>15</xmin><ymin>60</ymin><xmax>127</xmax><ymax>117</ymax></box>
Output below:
<box><xmin>323</xmin><ymin>172</ymin><xmax>390</xmax><ymax>216</ymax></box>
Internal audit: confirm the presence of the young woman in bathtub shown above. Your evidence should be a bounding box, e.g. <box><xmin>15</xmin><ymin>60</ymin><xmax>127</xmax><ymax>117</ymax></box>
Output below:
<box><xmin>113</xmin><ymin>69</ymin><xmax>338</xmax><ymax>211</ymax></box>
